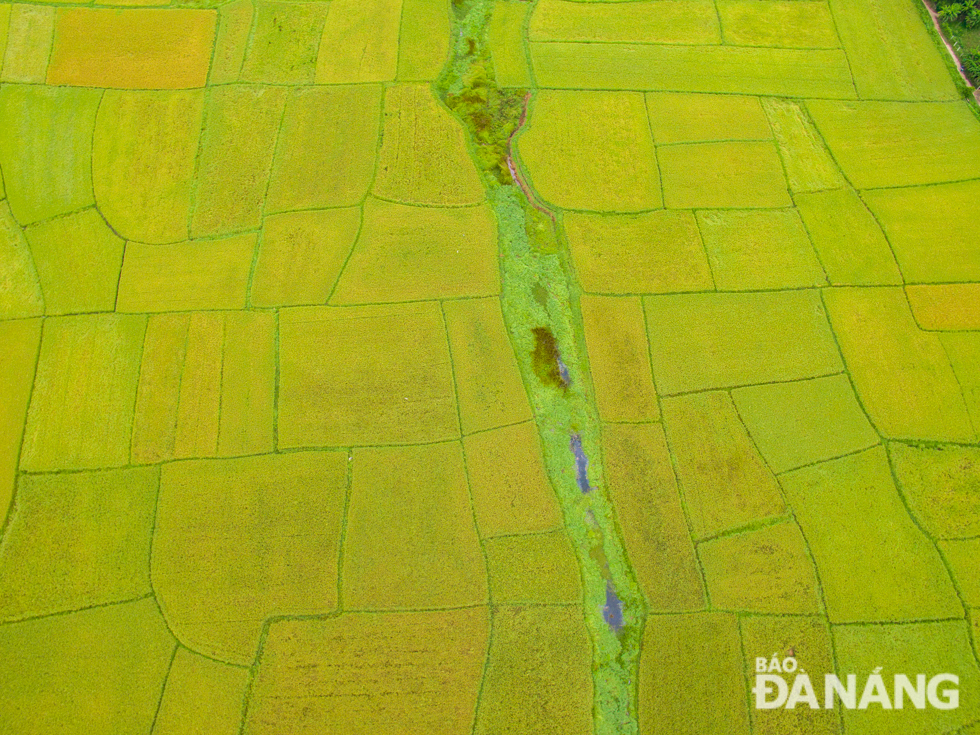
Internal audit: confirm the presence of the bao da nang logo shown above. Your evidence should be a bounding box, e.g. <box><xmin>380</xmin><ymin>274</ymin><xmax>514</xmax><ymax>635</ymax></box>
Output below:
<box><xmin>753</xmin><ymin>656</ymin><xmax>959</xmax><ymax>710</ymax></box>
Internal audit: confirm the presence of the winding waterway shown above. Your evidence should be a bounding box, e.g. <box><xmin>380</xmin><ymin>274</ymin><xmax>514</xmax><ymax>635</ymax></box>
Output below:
<box><xmin>434</xmin><ymin>2</ymin><xmax>647</xmax><ymax>732</ymax></box>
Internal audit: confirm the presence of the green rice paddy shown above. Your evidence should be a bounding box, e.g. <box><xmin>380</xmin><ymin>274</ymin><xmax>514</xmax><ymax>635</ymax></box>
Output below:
<box><xmin>0</xmin><ymin>0</ymin><xmax>979</xmax><ymax>733</ymax></box>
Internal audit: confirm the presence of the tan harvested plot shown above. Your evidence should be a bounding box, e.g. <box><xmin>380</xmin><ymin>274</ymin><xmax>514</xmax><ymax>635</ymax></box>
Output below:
<box><xmin>808</xmin><ymin>100</ymin><xmax>980</xmax><ymax>190</ymax></box>
<box><xmin>781</xmin><ymin>447</ymin><xmax>962</xmax><ymax>622</ymax></box>
<box><xmin>580</xmin><ymin>295</ymin><xmax>659</xmax><ymax>422</ymax></box>
<box><xmin>463</xmin><ymin>421</ymin><xmax>563</xmax><ymax>538</ymax></box>
<box><xmin>907</xmin><ymin>284</ymin><xmax>980</xmax><ymax>330</ymax></box>
<box><xmin>116</xmin><ymin>236</ymin><xmax>256</xmax><ymax>313</ymax></box>
<box><xmin>660</xmin><ymin>141</ymin><xmax>790</xmax><ymax>209</ymax></box>
<box><xmin>529</xmin><ymin>0</ymin><xmax>720</xmax><ymax>45</ymax></box>
<box><xmin>316</xmin><ymin>0</ymin><xmax>402</xmax><ymax>84</ymax></box>
<box><xmin>0</xmin><ymin>319</ymin><xmax>39</xmax><ymax>526</ymax></box>
<box><xmin>833</xmin><ymin>621</ymin><xmax>980</xmax><ymax>734</ymax></box>
<box><xmin>153</xmin><ymin>452</ymin><xmax>347</xmax><ymax>665</ymax></box>
<box><xmin>46</xmin><ymin>8</ymin><xmax>215</xmax><ymax>89</ymax></box>
<box><xmin>0</xmin><ymin>468</ymin><xmax>156</xmax><ymax>622</ymax></box>
<box><xmin>132</xmin><ymin>311</ymin><xmax>275</xmax><ymax>462</ymax></box>
<box><xmin>0</xmin><ymin>599</ymin><xmax>175</xmax><ymax>735</ymax></box>
<box><xmin>518</xmin><ymin>90</ymin><xmax>661</xmax><ymax>211</ymax></box>
<box><xmin>209</xmin><ymin>0</ymin><xmax>252</xmax><ymax>84</ymax></box>
<box><xmin>639</xmin><ymin>612</ymin><xmax>749</xmax><ymax>735</ymax></box>
<box><xmin>332</xmin><ymin>199</ymin><xmax>499</xmax><ymax>303</ymax></box>
<box><xmin>564</xmin><ymin>210</ymin><xmax>712</xmax><ymax>294</ymax></box>
<box><xmin>762</xmin><ymin>97</ymin><xmax>846</xmax><ymax>193</ymax></box>
<box><xmin>823</xmin><ymin>287</ymin><xmax>974</xmax><ymax>442</ymax></box>
<box><xmin>343</xmin><ymin>443</ymin><xmax>488</xmax><ymax>610</ymax></box>
<box><xmin>373</xmin><ymin>84</ymin><xmax>486</xmax><ymax>206</ymax></box>
<box><xmin>475</xmin><ymin>606</ymin><xmax>593</xmax><ymax>735</ymax></box>
<box><xmin>602</xmin><ymin>423</ymin><xmax>705</xmax><ymax>611</ymax></box>
<box><xmin>828</xmin><ymin>0</ymin><xmax>958</xmax><ymax>100</ymax></box>
<box><xmin>644</xmin><ymin>291</ymin><xmax>842</xmax><ymax>394</ymax></box>
<box><xmin>662</xmin><ymin>391</ymin><xmax>786</xmax><ymax>540</ymax></box>
<box><xmin>22</xmin><ymin>314</ymin><xmax>145</xmax><ymax>471</ymax></box>
<box><xmin>252</xmin><ymin>207</ymin><xmax>361</xmax><ymax>307</ymax></box>
<box><xmin>697</xmin><ymin>209</ymin><xmax>826</xmax><ymax>290</ymax></box>
<box><xmin>530</xmin><ymin>42</ymin><xmax>857</xmax><ymax>98</ymax></box>
<box><xmin>889</xmin><ymin>443</ymin><xmax>980</xmax><ymax>539</ymax></box>
<box><xmin>645</xmin><ymin>92</ymin><xmax>770</xmax><ymax>144</ymax></box>
<box><xmin>732</xmin><ymin>374</ymin><xmax>879</xmax><ymax>473</ymax></box>
<box><xmin>1</xmin><ymin>5</ymin><xmax>54</xmax><ymax>84</ymax></box>
<box><xmin>278</xmin><ymin>303</ymin><xmax>459</xmax><ymax>446</ymax></box>
<box><xmin>24</xmin><ymin>209</ymin><xmax>123</xmax><ymax>315</ymax></box>
<box><xmin>191</xmin><ymin>85</ymin><xmax>285</xmax><ymax>237</ymax></box>
<box><xmin>246</xmin><ymin>609</ymin><xmax>488</xmax><ymax>734</ymax></box>
<box><xmin>699</xmin><ymin>521</ymin><xmax>820</xmax><ymax>614</ymax></box>
<box><xmin>93</xmin><ymin>90</ymin><xmax>204</xmax><ymax>244</ymax></box>
<box><xmin>488</xmin><ymin>0</ymin><xmax>532</xmax><ymax>88</ymax></box>
<box><xmin>863</xmin><ymin>179</ymin><xmax>980</xmax><ymax>282</ymax></box>
<box><xmin>0</xmin><ymin>202</ymin><xmax>43</xmax><ymax>318</ymax></box>
<box><xmin>485</xmin><ymin>531</ymin><xmax>581</xmax><ymax>604</ymax></box>
<box><xmin>152</xmin><ymin>648</ymin><xmax>249</xmax><ymax>735</ymax></box>
<box><xmin>794</xmin><ymin>188</ymin><xmax>902</xmax><ymax>285</ymax></box>
<box><xmin>444</xmin><ymin>297</ymin><xmax>533</xmax><ymax>435</ymax></box>
<box><xmin>0</xmin><ymin>84</ymin><xmax>99</xmax><ymax>226</ymax></box>
<box><xmin>398</xmin><ymin>0</ymin><xmax>451</xmax><ymax>81</ymax></box>
<box><xmin>718</xmin><ymin>0</ymin><xmax>839</xmax><ymax>48</ymax></box>
<box><xmin>740</xmin><ymin>616</ymin><xmax>839</xmax><ymax>735</ymax></box>
<box><xmin>266</xmin><ymin>85</ymin><xmax>381</xmax><ymax>212</ymax></box>
<box><xmin>241</xmin><ymin>1</ymin><xmax>330</xmax><ymax>84</ymax></box>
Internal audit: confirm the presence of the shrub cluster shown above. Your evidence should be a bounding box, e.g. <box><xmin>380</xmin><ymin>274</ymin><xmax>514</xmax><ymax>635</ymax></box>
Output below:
<box><xmin>937</xmin><ymin>0</ymin><xmax>980</xmax><ymax>28</ymax></box>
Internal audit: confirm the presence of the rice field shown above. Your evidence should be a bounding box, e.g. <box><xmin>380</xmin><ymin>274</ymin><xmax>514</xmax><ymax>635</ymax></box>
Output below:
<box><xmin>1</xmin><ymin>0</ymin><xmax>980</xmax><ymax>732</ymax></box>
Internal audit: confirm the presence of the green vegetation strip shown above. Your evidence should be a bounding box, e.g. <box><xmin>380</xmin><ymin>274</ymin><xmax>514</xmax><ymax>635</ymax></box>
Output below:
<box><xmin>435</xmin><ymin>1</ymin><xmax>646</xmax><ymax>732</ymax></box>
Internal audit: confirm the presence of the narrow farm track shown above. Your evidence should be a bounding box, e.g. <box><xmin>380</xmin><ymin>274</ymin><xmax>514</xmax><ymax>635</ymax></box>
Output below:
<box><xmin>436</xmin><ymin>2</ymin><xmax>646</xmax><ymax>732</ymax></box>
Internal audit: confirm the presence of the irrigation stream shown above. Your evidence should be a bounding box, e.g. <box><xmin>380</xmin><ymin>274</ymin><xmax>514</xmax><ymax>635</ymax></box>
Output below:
<box><xmin>435</xmin><ymin>2</ymin><xmax>647</xmax><ymax>732</ymax></box>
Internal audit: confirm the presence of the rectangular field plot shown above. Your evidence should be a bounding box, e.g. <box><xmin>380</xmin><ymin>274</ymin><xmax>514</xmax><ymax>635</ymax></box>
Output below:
<box><xmin>807</xmin><ymin>100</ymin><xmax>980</xmax><ymax>190</ymax></box>
<box><xmin>829</xmin><ymin>0</ymin><xmax>958</xmax><ymax>100</ymax></box>
<box><xmin>529</xmin><ymin>0</ymin><xmax>720</xmax><ymax>45</ymax></box>
<box><xmin>531</xmin><ymin>42</ymin><xmax>857</xmax><ymax>97</ymax></box>
<box><xmin>717</xmin><ymin>0</ymin><xmax>839</xmax><ymax>49</ymax></box>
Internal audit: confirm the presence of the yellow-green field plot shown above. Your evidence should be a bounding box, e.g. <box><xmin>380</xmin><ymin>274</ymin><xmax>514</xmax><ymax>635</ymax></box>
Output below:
<box><xmin>343</xmin><ymin>442</ymin><xmax>487</xmax><ymax>610</ymax></box>
<box><xmin>278</xmin><ymin>302</ymin><xmax>459</xmax><ymax>446</ymax></box>
<box><xmin>2</xmin><ymin>0</ymin><xmax>980</xmax><ymax>732</ymax></box>
<box><xmin>245</xmin><ymin>609</ymin><xmax>488</xmax><ymax>734</ymax></box>
<box><xmin>517</xmin><ymin>89</ymin><xmax>661</xmax><ymax>211</ymax></box>
<box><xmin>153</xmin><ymin>452</ymin><xmax>347</xmax><ymax>665</ymax></box>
